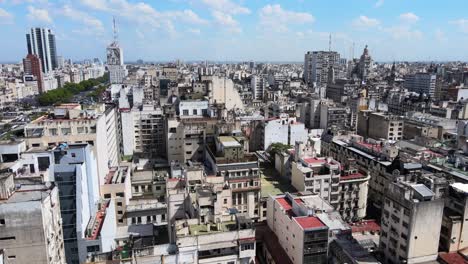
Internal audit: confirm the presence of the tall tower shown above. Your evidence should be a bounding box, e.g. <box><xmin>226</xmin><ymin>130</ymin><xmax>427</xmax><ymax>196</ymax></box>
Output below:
<box><xmin>107</xmin><ymin>17</ymin><xmax>127</xmax><ymax>84</ymax></box>
<box><xmin>26</xmin><ymin>27</ymin><xmax>57</xmax><ymax>73</ymax></box>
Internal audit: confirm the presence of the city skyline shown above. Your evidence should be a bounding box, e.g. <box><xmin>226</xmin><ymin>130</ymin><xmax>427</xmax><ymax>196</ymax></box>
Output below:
<box><xmin>0</xmin><ymin>0</ymin><xmax>468</xmax><ymax>62</ymax></box>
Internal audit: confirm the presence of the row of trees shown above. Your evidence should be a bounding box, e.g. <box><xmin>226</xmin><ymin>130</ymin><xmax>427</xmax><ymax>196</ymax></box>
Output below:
<box><xmin>37</xmin><ymin>74</ymin><xmax>109</xmax><ymax>106</ymax></box>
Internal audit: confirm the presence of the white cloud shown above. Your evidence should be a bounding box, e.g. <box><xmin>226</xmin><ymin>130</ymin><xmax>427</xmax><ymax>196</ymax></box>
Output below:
<box><xmin>61</xmin><ymin>5</ymin><xmax>104</xmax><ymax>34</ymax></box>
<box><xmin>176</xmin><ymin>10</ymin><xmax>209</xmax><ymax>25</ymax></box>
<box><xmin>375</xmin><ymin>0</ymin><xmax>384</xmax><ymax>7</ymax></box>
<box><xmin>385</xmin><ymin>26</ymin><xmax>423</xmax><ymax>40</ymax></box>
<box><xmin>80</xmin><ymin>0</ymin><xmax>208</xmax><ymax>37</ymax></box>
<box><xmin>201</xmin><ymin>0</ymin><xmax>250</xmax><ymax>15</ymax></box>
<box><xmin>212</xmin><ymin>11</ymin><xmax>241</xmax><ymax>33</ymax></box>
<box><xmin>0</xmin><ymin>8</ymin><xmax>14</xmax><ymax>24</ymax></box>
<box><xmin>27</xmin><ymin>6</ymin><xmax>52</xmax><ymax>23</ymax></box>
<box><xmin>80</xmin><ymin>0</ymin><xmax>110</xmax><ymax>11</ymax></box>
<box><xmin>259</xmin><ymin>4</ymin><xmax>314</xmax><ymax>32</ymax></box>
<box><xmin>352</xmin><ymin>15</ymin><xmax>380</xmax><ymax>29</ymax></box>
<box><xmin>451</xmin><ymin>19</ymin><xmax>468</xmax><ymax>33</ymax></box>
<box><xmin>399</xmin><ymin>12</ymin><xmax>419</xmax><ymax>24</ymax></box>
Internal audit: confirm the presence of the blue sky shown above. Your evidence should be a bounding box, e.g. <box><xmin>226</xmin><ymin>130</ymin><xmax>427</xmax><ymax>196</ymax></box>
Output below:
<box><xmin>0</xmin><ymin>0</ymin><xmax>467</xmax><ymax>62</ymax></box>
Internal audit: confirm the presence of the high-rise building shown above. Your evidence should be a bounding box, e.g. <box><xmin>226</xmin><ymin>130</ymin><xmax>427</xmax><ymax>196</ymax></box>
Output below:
<box><xmin>304</xmin><ymin>51</ymin><xmax>341</xmax><ymax>88</ymax></box>
<box><xmin>404</xmin><ymin>72</ymin><xmax>437</xmax><ymax>97</ymax></box>
<box><xmin>251</xmin><ymin>75</ymin><xmax>266</xmax><ymax>101</ymax></box>
<box><xmin>106</xmin><ymin>19</ymin><xmax>127</xmax><ymax>84</ymax></box>
<box><xmin>23</xmin><ymin>53</ymin><xmax>44</xmax><ymax>93</ymax></box>
<box><xmin>26</xmin><ymin>27</ymin><xmax>57</xmax><ymax>73</ymax></box>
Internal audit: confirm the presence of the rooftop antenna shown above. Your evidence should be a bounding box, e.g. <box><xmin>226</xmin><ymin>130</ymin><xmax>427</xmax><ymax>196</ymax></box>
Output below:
<box><xmin>112</xmin><ymin>16</ymin><xmax>118</xmax><ymax>43</ymax></box>
<box><xmin>352</xmin><ymin>42</ymin><xmax>355</xmax><ymax>60</ymax></box>
<box><xmin>328</xmin><ymin>33</ymin><xmax>332</xmax><ymax>52</ymax></box>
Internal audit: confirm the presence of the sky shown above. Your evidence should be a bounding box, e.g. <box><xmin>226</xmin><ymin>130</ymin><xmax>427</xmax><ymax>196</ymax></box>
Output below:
<box><xmin>0</xmin><ymin>0</ymin><xmax>468</xmax><ymax>62</ymax></box>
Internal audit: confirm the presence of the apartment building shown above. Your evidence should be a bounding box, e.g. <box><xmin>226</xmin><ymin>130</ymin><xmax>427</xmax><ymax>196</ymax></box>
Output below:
<box><xmin>0</xmin><ymin>181</ymin><xmax>65</xmax><ymax>264</ymax></box>
<box><xmin>267</xmin><ymin>193</ymin><xmax>349</xmax><ymax>264</ymax></box>
<box><xmin>440</xmin><ymin>183</ymin><xmax>468</xmax><ymax>252</ymax></box>
<box><xmin>53</xmin><ymin>144</ymin><xmax>100</xmax><ymax>264</ymax></box>
<box><xmin>100</xmin><ymin>166</ymin><xmax>132</xmax><ymax>226</ymax></box>
<box><xmin>249</xmin><ymin>114</ymin><xmax>308</xmax><ymax>151</ymax></box>
<box><xmin>24</xmin><ymin>103</ymin><xmax>120</xmax><ymax>185</ymax></box>
<box><xmin>357</xmin><ymin>111</ymin><xmax>404</xmax><ymax>141</ymax></box>
<box><xmin>206</xmin><ymin>135</ymin><xmax>261</xmax><ymax>220</ymax></box>
<box><xmin>380</xmin><ymin>181</ymin><xmax>444</xmax><ymax>264</ymax></box>
<box><xmin>120</xmin><ymin>104</ymin><xmax>165</xmax><ymax>158</ymax></box>
<box><xmin>291</xmin><ymin>154</ymin><xmax>369</xmax><ymax>222</ymax></box>
<box><xmin>175</xmin><ymin>214</ymin><xmax>256</xmax><ymax>263</ymax></box>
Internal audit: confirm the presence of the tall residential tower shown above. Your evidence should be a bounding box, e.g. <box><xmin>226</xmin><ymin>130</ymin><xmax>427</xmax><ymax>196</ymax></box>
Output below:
<box><xmin>26</xmin><ymin>27</ymin><xmax>57</xmax><ymax>73</ymax></box>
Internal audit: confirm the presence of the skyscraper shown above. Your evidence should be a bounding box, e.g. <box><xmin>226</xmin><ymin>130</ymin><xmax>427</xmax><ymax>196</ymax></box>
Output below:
<box><xmin>107</xmin><ymin>18</ymin><xmax>127</xmax><ymax>84</ymax></box>
<box><xmin>23</xmin><ymin>54</ymin><xmax>44</xmax><ymax>93</ymax></box>
<box><xmin>26</xmin><ymin>27</ymin><xmax>57</xmax><ymax>73</ymax></box>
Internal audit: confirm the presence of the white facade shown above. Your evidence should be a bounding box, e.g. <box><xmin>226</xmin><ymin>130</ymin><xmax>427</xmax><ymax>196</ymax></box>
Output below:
<box><xmin>263</xmin><ymin>116</ymin><xmax>308</xmax><ymax>150</ymax></box>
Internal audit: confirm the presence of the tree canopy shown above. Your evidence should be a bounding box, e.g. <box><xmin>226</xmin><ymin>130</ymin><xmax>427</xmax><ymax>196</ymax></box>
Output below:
<box><xmin>37</xmin><ymin>73</ymin><xmax>109</xmax><ymax>106</ymax></box>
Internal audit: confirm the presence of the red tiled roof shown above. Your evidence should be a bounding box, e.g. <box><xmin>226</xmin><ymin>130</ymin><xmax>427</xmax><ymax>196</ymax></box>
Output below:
<box><xmin>303</xmin><ymin>157</ymin><xmax>326</xmax><ymax>165</ymax></box>
<box><xmin>276</xmin><ymin>197</ymin><xmax>292</xmax><ymax>211</ymax></box>
<box><xmin>438</xmin><ymin>252</ymin><xmax>467</xmax><ymax>264</ymax></box>
<box><xmin>351</xmin><ymin>220</ymin><xmax>380</xmax><ymax>233</ymax></box>
<box><xmin>294</xmin><ymin>198</ymin><xmax>303</xmax><ymax>204</ymax></box>
<box><xmin>295</xmin><ymin>216</ymin><xmax>325</xmax><ymax>229</ymax></box>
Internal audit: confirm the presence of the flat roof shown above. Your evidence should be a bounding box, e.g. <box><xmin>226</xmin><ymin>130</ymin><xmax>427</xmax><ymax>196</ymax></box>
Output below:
<box><xmin>276</xmin><ymin>197</ymin><xmax>292</xmax><ymax>211</ymax></box>
<box><xmin>295</xmin><ymin>216</ymin><xmax>326</xmax><ymax>230</ymax></box>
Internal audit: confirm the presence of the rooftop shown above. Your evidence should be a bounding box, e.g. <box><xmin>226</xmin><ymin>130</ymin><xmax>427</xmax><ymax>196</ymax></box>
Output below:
<box><xmin>295</xmin><ymin>216</ymin><xmax>326</xmax><ymax>230</ymax></box>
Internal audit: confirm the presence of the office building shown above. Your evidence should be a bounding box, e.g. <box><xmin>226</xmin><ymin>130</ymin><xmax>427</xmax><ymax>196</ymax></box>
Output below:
<box><xmin>26</xmin><ymin>27</ymin><xmax>57</xmax><ymax>73</ymax></box>
<box><xmin>404</xmin><ymin>73</ymin><xmax>437</xmax><ymax>97</ymax></box>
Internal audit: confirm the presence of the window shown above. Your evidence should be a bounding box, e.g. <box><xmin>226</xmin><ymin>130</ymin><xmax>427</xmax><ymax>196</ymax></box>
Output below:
<box><xmin>117</xmin><ymin>202</ymin><xmax>122</xmax><ymax>206</ymax></box>
<box><xmin>87</xmin><ymin>245</ymin><xmax>100</xmax><ymax>253</ymax></box>
<box><xmin>49</xmin><ymin>128</ymin><xmax>58</xmax><ymax>136</ymax></box>
<box><xmin>193</xmin><ymin>109</ymin><xmax>198</xmax><ymax>115</ymax></box>
<box><xmin>224</xmin><ymin>198</ymin><xmax>228</xmax><ymax>204</ymax></box>
<box><xmin>161</xmin><ymin>214</ymin><xmax>166</xmax><ymax>221</ymax></box>
<box><xmin>116</xmin><ymin>192</ymin><xmax>124</xmax><ymax>197</ymax></box>
<box><xmin>7</xmin><ymin>256</ymin><xmax>16</xmax><ymax>260</ymax></box>
<box><xmin>241</xmin><ymin>243</ymin><xmax>254</xmax><ymax>251</ymax></box>
<box><xmin>71</xmin><ymin>153</ymin><xmax>76</xmax><ymax>158</ymax></box>
<box><xmin>104</xmin><ymin>194</ymin><xmax>111</xmax><ymax>199</ymax></box>
<box><xmin>117</xmin><ymin>211</ymin><xmax>123</xmax><ymax>215</ymax></box>
<box><xmin>0</xmin><ymin>219</ymin><xmax>5</xmax><ymax>226</ymax></box>
<box><xmin>61</xmin><ymin>128</ymin><xmax>71</xmax><ymax>135</ymax></box>
<box><xmin>156</xmin><ymin>186</ymin><xmax>161</xmax><ymax>191</ymax></box>
<box><xmin>182</xmin><ymin>110</ymin><xmax>189</xmax><ymax>116</ymax></box>
<box><xmin>169</xmin><ymin>127</ymin><xmax>176</xmax><ymax>133</ymax></box>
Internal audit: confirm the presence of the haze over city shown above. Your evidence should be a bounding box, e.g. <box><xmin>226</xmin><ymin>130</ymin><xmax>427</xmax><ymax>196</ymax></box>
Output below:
<box><xmin>0</xmin><ymin>0</ymin><xmax>468</xmax><ymax>62</ymax></box>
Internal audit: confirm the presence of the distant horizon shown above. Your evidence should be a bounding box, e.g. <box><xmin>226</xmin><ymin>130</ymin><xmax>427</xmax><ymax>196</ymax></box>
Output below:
<box><xmin>0</xmin><ymin>0</ymin><xmax>468</xmax><ymax>62</ymax></box>
<box><xmin>1</xmin><ymin>59</ymin><xmax>468</xmax><ymax>65</ymax></box>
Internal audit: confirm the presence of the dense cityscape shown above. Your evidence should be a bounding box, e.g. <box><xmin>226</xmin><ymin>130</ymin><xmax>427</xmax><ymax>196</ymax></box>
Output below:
<box><xmin>1</xmin><ymin>1</ymin><xmax>468</xmax><ymax>264</ymax></box>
